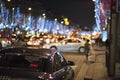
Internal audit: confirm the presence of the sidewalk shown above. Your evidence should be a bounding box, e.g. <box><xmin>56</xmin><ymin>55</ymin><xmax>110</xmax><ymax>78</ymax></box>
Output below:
<box><xmin>75</xmin><ymin>46</ymin><xmax>111</xmax><ymax>80</ymax></box>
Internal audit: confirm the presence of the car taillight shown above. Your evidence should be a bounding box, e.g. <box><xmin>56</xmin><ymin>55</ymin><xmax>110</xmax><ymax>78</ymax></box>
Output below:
<box><xmin>30</xmin><ymin>63</ymin><xmax>38</xmax><ymax>68</ymax></box>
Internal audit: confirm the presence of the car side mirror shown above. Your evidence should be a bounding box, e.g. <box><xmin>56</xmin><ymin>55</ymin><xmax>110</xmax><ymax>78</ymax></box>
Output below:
<box><xmin>67</xmin><ymin>61</ymin><xmax>75</xmax><ymax>66</ymax></box>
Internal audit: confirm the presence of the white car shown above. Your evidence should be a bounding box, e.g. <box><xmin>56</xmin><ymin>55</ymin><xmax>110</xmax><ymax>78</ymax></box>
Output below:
<box><xmin>43</xmin><ymin>38</ymin><xmax>86</xmax><ymax>53</ymax></box>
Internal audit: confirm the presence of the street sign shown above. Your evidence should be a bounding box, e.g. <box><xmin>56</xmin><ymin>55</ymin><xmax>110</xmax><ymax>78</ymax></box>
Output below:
<box><xmin>117</xmin><ymin>0</ymin><xmax>120</xmax><ymax>12</ymax></box>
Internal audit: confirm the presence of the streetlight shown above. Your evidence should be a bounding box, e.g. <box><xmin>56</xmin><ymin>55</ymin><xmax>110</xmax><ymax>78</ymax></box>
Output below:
<box><xmin>54</xmin><ymin>18</ymin><xmax>57</xmax><ymax>21</ymax></box>
<box><xmin>61</xmin><ymin>21</ymin><xmax>64</xmax><ymax>24</ymax></box>
<box><xmin>42</xmin><ymin>13</ymin><xmax>46</xmax><ymax>18</ymax></box>
<box><xmin>92</xmin><ymin>0</ymin><xmax>96</xmax><ymax>2</ymax></box>
<box><xmin>42</xmin><ymin>13</ymin><xmax>45</xmax><ymax>16</ymax></box>
<box><xmin>7</xmin><ymin>0</ymin><xmax>11</xmax><ymax>2</ymax></box>
<box><xmin>28</xmin><ymin>7</ymin><xmax>32</xmax><ymax>11</ymax></box>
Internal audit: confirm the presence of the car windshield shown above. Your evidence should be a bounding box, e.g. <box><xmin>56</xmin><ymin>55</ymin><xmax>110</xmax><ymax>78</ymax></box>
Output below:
<box><xmin>0</xmin><ymin>54</ymin><xmax>48</xmax><ymax>72</ymax></box>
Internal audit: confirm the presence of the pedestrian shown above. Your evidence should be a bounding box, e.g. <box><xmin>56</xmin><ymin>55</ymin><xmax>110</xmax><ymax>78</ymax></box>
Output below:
<box><xmin>84</xmin><ymin>40</ymin><xmax>90</xmax><ymax>61</ymax></box>
<box><xmin>105</xmin><ymin>39</ymin><xmax>109</xmax><ymax>49</ymax></box>
<box><xmin>95</xmin><ymin>38</ymin><xmax>100</xmax><ymax>47</ymax></box>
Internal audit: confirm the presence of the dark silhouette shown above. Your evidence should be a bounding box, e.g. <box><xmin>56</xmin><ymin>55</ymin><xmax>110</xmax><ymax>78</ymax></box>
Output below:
<box><xmin>105</xmin><ymin>39</ymin><xmax>109</xmax><ymax>49</ymax></box>
<box><xmin>0</xmin><ymin>42</ymin><xmax>2</xmax><ymax>49</ymax></box>
<box><xmin>84</xmin><ymin>40</ymin><xmax>90</xmax><ymax>61</ymax></box>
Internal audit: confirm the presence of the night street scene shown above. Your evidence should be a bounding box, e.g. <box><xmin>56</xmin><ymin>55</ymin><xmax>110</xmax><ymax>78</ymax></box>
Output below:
<box><xmin>0</xmin><ymin>0</ymin><xmax>120</xmax><ymax>80</ymax></box>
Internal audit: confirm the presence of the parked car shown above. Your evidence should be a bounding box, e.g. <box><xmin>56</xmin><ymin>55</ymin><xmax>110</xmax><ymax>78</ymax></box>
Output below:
<box><xmin>0</xmin><ymin>38</ymin><xmax>11</xmax><ymax>48</ymax></box>
<box><xmin>43</xmin><ymin>38</ymin><xmax>86</xmax><ymax>53</ymax></box>
<box><xmin>0</xmin><ymin>47</ymin><xmax>75</xmax><ymax>80</ymax></box>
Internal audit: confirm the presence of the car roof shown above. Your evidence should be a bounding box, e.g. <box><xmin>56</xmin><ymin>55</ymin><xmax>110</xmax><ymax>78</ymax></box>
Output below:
<box><xmin>0</xmin><ymin>47</ymin><xmax>56</xmax><ymax>57</ymax></box>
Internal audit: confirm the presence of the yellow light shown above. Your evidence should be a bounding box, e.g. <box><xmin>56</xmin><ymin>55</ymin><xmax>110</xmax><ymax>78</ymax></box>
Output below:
<box><xmin>76</xmin><ymin>32</ymin><xmax>78</xmax><ymax>34</ymax></box>
<box><xmin>36</xmin><ymin>35</ymin><xmax>39</xmax><ymax>38</ymax></box>
<box><xmin>63</xmin><ymin>18</ymin><xmax>69</xmax><ymax>25</ymax></box>
<box><xmin>42</xmin><ymin>32</ymin><xmax>44</xmax><ymax>35</ymax></box>
<box><xmin>65</xmin><ymin>21</ymin><xmax>69</xmax><ymax>25</ymax></box>
<box><xmin>64</xmin><ymin>18</ymin><xmax>68</xmax><ymax>22</ymax></box>
<box><xmin>25</xmin><ymin>35</ymin><xmax>29</xmax><ymax>38</ymax></box>
<box><xmin>12</xmin><ymin>34</ymin><xmax>16</xmax><ymax>36</ymax></box>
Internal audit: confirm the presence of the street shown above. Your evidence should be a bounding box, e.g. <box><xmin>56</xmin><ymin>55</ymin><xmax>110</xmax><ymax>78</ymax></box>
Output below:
<box><xmin>61</xmin><ymin>51</ymin><xmax>87</xmax><ymax>80</ymax></box>
<box><xmin>61</xmin><ymin>46</ymin><xmax>111</xmax><ymax>80</ymax></box>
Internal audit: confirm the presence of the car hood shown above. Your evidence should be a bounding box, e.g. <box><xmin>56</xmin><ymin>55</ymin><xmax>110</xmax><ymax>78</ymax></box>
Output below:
<box><xmin>0</xmin><ymin>68</ymin><xmax>49</xmax><ymax>80</ymax></box>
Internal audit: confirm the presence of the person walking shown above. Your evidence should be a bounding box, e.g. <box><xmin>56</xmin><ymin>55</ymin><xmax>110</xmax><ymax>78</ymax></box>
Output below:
<box><xmin>84</xmin><ymin>40</ymin><xmax>90</xmax><ymax>61</ymax></box>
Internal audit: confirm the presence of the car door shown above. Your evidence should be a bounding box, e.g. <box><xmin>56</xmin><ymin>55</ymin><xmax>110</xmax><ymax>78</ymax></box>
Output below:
<box><xmin>56</xmin><ymin>40</ymin><xmax>67</xmax><ymax>51</ymax></box>
<box><xmin>52</xmin><ymin>52</ymin><xmax>73</xmax><ymax>80</ymax></box>
<box><xmin>64</xmin><ymin>38</ymin><xmax>80</xmax><ymax>51</ymax></box>
<box><xmin>61</xmin><ymin>39</ymin><xmax>73</xmax><ymax>51</ymax></box>
<box><xmin>71</xmin><ymin>38</ymin><xmax>84</xmax><ymax>50</ymax></box>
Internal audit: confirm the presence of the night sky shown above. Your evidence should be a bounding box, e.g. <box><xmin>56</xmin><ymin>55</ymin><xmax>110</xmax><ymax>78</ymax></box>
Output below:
<box><xmin>41</xmin><ymin>0</ymin><xmax>96</xmax><ymax>29</ymax></box>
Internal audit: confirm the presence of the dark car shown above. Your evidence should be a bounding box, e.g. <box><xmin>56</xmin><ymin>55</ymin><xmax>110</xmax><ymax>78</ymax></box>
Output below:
<box><xmin>0</xmin><ymin>47</ymin><xmax>75</xmax><ymax>80</ymax></box>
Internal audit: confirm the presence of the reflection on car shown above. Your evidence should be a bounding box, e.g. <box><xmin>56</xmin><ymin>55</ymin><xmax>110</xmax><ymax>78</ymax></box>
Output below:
<box><xmin>43</xmin><ymin>38</ymin><xmax>86</xmax><ymax>53</ymax></box>
<box><xmin>0</xmin><ymin>47</ymin><xmax>75</xmax><ymax>80</ymax></box>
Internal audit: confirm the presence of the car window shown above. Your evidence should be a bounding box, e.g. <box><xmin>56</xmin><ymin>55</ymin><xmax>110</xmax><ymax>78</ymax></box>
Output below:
<box><xmin>63</xmin><ymin>39</ymin><xmax>72</xmax><ymax>43</ymax></box>
<box><xmin>67</xmin><ymin>39</ymin><xmax>72</xmax><ymax>43</ymax></box>
<box><xmin>53</xmin><ymin>52</ymin><xmax>67</xmax><ymax>72</ymax></box>
<box><xmin>72</xmin><ymin>39</ymin><xmax>81</xmax><ymax>43</ymax></box>
<box><xmin>0</xmin><ymin>54</ymin><xmax>48</xmax><ymax>72</ymax></box>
